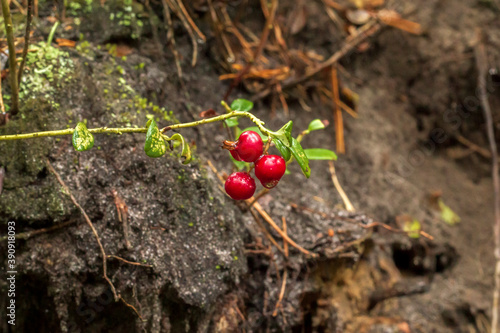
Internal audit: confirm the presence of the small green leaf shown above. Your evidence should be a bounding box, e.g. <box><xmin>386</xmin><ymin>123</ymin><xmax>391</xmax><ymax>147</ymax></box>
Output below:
<box><xmin>229</xmin><ymin>152</ymin><xmax>247</xmax><ymax>170</ymax></box>
<box><xmin>273</xmin><ymin>137</ymin><xmax>291</xmax><ymax>161</ymax></box>
<box><xmin>439</xmin><ymin>199</ymin><xmax>461</xmax><ymax>225</ymax></box>
<box><xmin>274</xmin><ymin>121</ymin><xmax>293</xmax><ymax>145</ymax></box>
<box><xmin>230</xmin><ymin>99</ymin><xmax>254</xmax><ymax>112</ymax></box>
<box><xmin>304</xmin><ymin>148</ymin><xmax>337</xmax><ymax>160</ymax></box>
<box><xmin>144</xmin><ymin>119</ymin><xmax>166</xmax><ymax>158</ymax></box>
<box><xmin>290</xmin><ymin>138</ymin><xmax>310</xmax><ymax>178</ymax></box>
<box><xmin>72</xmin><ymin>122</ymin><xmax>94</xmax><ymax>151</ymax></box>
<box><xmin>308</xmin><ymin>119</ymin><xmax>326</xmax><ymax>132</ymax></box>
<box><xmin>225</xmin><ymin>117</ymin><xmax>239</xmax><ymax>128</ymax></box>
<box><xmin>403</xmin><ymin>219</ymin><xmax>421</xmax><ymax>239</ymax></box>
<box><xmin>169</xmin><ymin>133</ymin><xmax>192</xmax><ymax>164</ymax></box>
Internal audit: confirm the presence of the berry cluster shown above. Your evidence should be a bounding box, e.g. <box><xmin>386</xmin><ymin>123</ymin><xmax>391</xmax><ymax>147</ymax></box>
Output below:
<box><xmin>223</xmin><ymin>131</ymin><xmax>286</xmax><ymax>200</ymax></box>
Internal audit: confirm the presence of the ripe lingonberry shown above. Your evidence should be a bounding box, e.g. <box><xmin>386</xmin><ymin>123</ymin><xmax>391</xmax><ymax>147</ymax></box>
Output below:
<box><xmin>230</xmin><ymin>150</ymin><xmax>242</xmax><ymax>161</ymax></box>
<box><xmin>255</xmin><ymin>155</ymin><xmax>286</xmax><ymax>189</ymax></box>
<box><xmin>223</xmin><ymin>131</ymin><xmax>263</xmax><ymax>163</ymax></box>
<box><xmin>225</xmin><ymin>172</ymin><xmax>256</xmax><ymax>200</ymax></box>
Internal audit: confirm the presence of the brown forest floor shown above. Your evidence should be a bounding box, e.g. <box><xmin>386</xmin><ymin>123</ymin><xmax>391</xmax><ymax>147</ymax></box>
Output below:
<box><xmin>0</xmin><ymin>0</ymin><xmax>499</xmax><ymax>332</ymax></box>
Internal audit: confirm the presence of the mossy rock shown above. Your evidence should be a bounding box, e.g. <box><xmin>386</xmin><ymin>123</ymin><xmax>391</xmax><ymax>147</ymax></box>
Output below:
<box><xmin>0</xmin><ymin>42</ymin><xmax>245</xmax><ymax>332</ymax></box>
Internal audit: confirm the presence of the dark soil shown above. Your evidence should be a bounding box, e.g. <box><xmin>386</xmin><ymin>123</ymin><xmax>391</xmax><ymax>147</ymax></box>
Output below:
<box><xmin>0</xmin><ymin>0</ymin><xmax>499</xmax><ymax>332</ymax></box>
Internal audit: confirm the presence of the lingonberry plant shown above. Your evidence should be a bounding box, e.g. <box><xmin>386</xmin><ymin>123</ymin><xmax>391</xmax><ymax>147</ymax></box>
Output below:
<box><xmin>0</xmin><ymin>98</ymin><xmax>337</xmax><ymax>200</ymax></box>
<box><xmin>220</xmin><ymin>102</ymin><xmax>338</xmax><ymax>199</ymax></box>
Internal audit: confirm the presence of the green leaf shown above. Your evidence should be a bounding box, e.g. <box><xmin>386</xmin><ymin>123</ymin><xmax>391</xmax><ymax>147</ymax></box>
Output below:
<box><xmin>307</xmin><ymin>119</ymin><xmax>326</xmax><ymax>132</ymax></box>
<box><xmin>290</xmin><ymin>138</ymin><xmax>310</xmax><ymax>178</ymax></box>
<box><xmin>230</xmin><ymin>99</ymin><xmax>254</xmax><ymax>112</ymax></box>
<box><xmin>403</xmin><ymin>219</ymin><xmax>421</xmax><ymax>239</ymax></box>
<box><xmin>273</xmin><ymin>121</ymin><xmax>293</xmax><ymax>145</ymax></box>
<box><xmin>225</xmin><ymin>117</ymin><xmax>239</xmax><ymax>128</ymax></box>
<box><xmin>72</xmin><ymin>122</ymin><xmax>94</xmax><ymax>151</ymax></box>
<box><xmin>304</xmin><ymin>148</ymin><xmax>337</xmax><ymax>160</ymax></box>
<box><xmin>169</xmin><ymin>133</ymin><xmax>192</xmax><ymax>164</ymax></box>
<box><xmin>144</xmin><ymin>119</ymin><xmax>167</xmax><ymax>158</ymax></box>
<box><xmin>439</xmin><ymin>199</ymin><xmax>461</xmax><ymax>225</ymax></box>
<box><xmin>273</xmin><ymin>137</ymin><xmax>291</xmax><ymax>161</ymax></box>
<box><xmin>229</xmin><ymin>153</ymin><xmax>247</xmax><ymax>170</ymax></box>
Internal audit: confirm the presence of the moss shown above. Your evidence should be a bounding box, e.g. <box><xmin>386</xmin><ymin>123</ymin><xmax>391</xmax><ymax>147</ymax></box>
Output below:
<box><xmin>10</xmin><ymin>42</ymin><xmax>76</xmax><ymax>112</ymax></box>
<box><xmin>0</xmin><ymin>99</ymin><xmax>73</xmax><ymax>223</ymax></box>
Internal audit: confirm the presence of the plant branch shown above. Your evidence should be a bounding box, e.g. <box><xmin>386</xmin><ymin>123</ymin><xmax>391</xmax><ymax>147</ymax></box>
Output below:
<box><xmin>164</xmin><ymin>106</ymin><xmax>270</xmax><ymax>136</ymax></box>
<box><xmin>0</xmin><ymin>108</ymin><xmax>273</xmax><ymax>143</ymax></box>
<box><xmin>18</xmin><ymin>0</ymin><xmax>34</xmax><ymax>85</ymax></box>
<box><xmin>1</xmin><ymin>0</ymin><xmax>19</xmax><ymax>115</ymax></box>
<box><xmin>0</xmin><ymin>127</ymin><xmax>148</xmax><ymax>141</ymax></box>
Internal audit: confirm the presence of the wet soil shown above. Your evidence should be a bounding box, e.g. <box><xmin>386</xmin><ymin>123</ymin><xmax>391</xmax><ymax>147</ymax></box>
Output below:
<box><xmin>0</xmin><ymin>0</ymin><xmax>499</xmax><ymax>332</ymax></box>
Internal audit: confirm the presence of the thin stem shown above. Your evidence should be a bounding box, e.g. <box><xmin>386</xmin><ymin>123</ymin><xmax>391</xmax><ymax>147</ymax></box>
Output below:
<box><xmin>1</xmin><ymin>0</ymin><xmax>19</xmax><ymax>115</ymax></box>
<box><xmin>164</xmin><ymin>107</ymin><xmax>271</xmax><ymax>137</ymax></box>
<box><xmin>0</xmin><ymin>108</ymin><xmax>272</xmax><ymax>142</ymax></box>
<box><xmin>0</xmin><ymin>127</ymin><xmax>147</xmax><ymax>141</ymax></box>
<box><xmin>18</xmin><ymin>0</ymin><xmax>34</xmax><ymax>85</ymax></box>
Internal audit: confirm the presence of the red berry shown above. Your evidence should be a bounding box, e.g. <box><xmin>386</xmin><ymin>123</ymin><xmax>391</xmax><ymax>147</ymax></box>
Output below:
<box><xmin>225</xmin><ymin>172</ymin><xmax>256</xmax><ymax>200</ymax></box>
<box><xmin>234</xmin><ymin>131</ymin><xmax>263</xmax><ymax>162</ymax></box>
<box><xmin>255</xmin><ymin>155</ymin><xmax>286</xmax><ymax>189</ymax></box>
<box><xmin>230</xmin><ymin>150</ymin><xmax>242</xmax><ymax>161</ymax></box>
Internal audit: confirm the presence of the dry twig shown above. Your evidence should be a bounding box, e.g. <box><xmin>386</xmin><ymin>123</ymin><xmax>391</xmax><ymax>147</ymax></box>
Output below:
<box><xmin>253</xmin><ymin>21</ymin><xmax>381</xmax><ymax>101</ymax></box>
<box><xmin>328</xmin><ymin>161</ymin><xmax>355</xmax><ymax>212</ymax></box>
<box><xmin>46</xmin><ymin>160</ymin><xmax>118</xmax><ymax>301</ymax></box>
<box><xmin>272</xmin><ymin>270</ymin><xmax>287</xmax><ymax>316</ymax></box>
<box><xmin>331</xmin><ymin>65</ymin><xmax>345</xmax><ymax>154</ymax></box>
<box><xmin>0</xmin><ymin>219</ymin><xmax>76</xmax><ymax>242</ymax></box>
<box><xmin>282</xmin><ymin>216</ymin><xmax>289</xmax><ymax>257</ymax></box>
<box><xmin>252</xmin><ymin>201</ymin><xmax>315</xmax><ymax>256</ymax></box>
<box><xmin>474</xmin><ymin>29</ymin><xmax>500</xmax><ymax>333</ymax></box>
<box><xmin>107</xmin><ymin>255</ymin><xmax>153</xmax><ymax>268</ymax></box>
<box><xmin>223</xmin><ymin>0</ymin><xmax>279</xmax><ymax>101</ymax></box>
<box><xmin>249</xmin><ymin>207</ymin><xmax>286</xmax><ymax>255</ymax></box>
<box><xmin>362</xmin><ymin>222</ymin><xmax>434</xmax><ymax>240</ymax></box>
<box><xmin>162</xmin><ymin>0</ymin><xmax>183</xmax><ymax>79</ymax></box>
